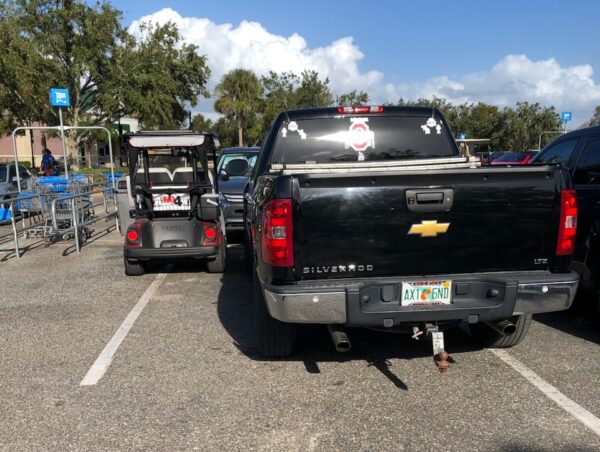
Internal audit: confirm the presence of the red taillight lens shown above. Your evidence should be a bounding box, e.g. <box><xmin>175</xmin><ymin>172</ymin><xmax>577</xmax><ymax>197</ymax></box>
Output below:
<box><xmin>201</xmin><ymin>222</ymin><xmax>220</xmax><ymax>246</ymax></box>
<box><xmin>556</xmin><ymin>189</ymin><xmax>578</xmax><ymax>256</ymax></box>
<box><xmin>125</xmin><ymin>222</ymin><xmax>143</xmax><ymax>248</ymax></box>
<box><xmin>337</xmin><ymin>106</ymin><xmax>384</xmax><ymax>114</ymax></box>
<box><xmin>204</xmin><ymin>227</ymin><xmax>217</xmax><ymax>240</ymax></box>
<box><xmin>261</xmin><ymin>199</ymin><xmax>293</xmax><ymax>267</ymax></box>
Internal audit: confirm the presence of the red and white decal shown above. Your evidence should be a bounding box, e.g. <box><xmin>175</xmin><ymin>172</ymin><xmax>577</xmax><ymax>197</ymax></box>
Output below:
<box><xmin>345</xmin><ymin>118</ymin><xmax>375</xmax><ymax>152</ymax></box>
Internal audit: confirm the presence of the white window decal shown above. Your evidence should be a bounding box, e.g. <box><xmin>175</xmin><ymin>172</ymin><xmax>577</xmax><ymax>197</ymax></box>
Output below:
<box><xmin>421</xmin><ymin>117</ymin><xmax>442</xmax><ymax>135</ymax></box>
<box><xmin>285</xmin><ymin>121</ymin><xmax>307</xmax><ymax>140</ymax></box>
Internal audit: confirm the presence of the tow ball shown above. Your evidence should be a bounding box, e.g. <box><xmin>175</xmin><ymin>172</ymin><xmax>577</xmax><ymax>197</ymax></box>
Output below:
<box><xmin>412</xmin><ymin>324</ymin><xmax>450</xmax><ymax>373</ymax></box>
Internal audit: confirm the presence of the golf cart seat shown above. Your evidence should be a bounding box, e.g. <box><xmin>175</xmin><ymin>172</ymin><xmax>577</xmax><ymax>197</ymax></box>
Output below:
<box><xmin>172</xmin><ymin>167</ymin><xmax>193</xmax><ymax>185</ymax></box>
<box><xmin>172</xmin><ymin>167</ymin><xmax>216</xmax><ymax>193</ymax></box>
<box><xmin>134</xmin><ymin>167</ymin><xmax>173</xmax><ymax>185</ymax></box>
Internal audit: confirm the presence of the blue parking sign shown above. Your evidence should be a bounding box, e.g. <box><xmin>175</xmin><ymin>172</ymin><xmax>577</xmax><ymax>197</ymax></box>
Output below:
<box><xmin>561</xmin><ymin>111</ymin><xmax>572</xmax><ymax>122</ymax></box>
<box><xmin>49</xmin><ymin>88</ymin><xmax>70</xmax><ymax>107</ymax></box>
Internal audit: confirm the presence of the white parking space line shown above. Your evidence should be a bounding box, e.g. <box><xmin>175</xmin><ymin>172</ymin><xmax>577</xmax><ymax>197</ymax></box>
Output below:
<box><xmin>80</xmin><ymin>273</ymin><xmax>167</xmax><ymax>386</ymax></box>
<box><xmin>491</xmin><ymin>349</ymin><xmax>600</xmax><ymax>437</ymax></box>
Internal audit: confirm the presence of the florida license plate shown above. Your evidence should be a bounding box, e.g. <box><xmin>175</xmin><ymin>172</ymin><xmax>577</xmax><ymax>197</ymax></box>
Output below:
<box><xmin>401</xmin><ymin>280</ymin><xmax>452</xmax><ymax>306</ymax></box>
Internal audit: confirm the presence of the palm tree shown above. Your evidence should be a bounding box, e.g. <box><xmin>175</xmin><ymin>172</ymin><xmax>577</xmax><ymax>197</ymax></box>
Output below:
<box><xmin>214</xmin><ymin>69</ymin><xmax>263</xmax><ymax>147</ymax></box>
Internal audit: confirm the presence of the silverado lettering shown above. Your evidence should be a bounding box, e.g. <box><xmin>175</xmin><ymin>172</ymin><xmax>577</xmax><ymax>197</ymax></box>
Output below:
<box><xmin>303</xmin><ymin>265</ymin><xmax>374</xmax><ymax>274</ymax></box>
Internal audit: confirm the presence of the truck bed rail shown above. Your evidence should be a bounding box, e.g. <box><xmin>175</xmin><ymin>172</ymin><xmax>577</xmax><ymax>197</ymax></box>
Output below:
<box><xmin>270</xmin><ymin>157</ymin><xmax>480</xmax><ymax>175</ymax></box>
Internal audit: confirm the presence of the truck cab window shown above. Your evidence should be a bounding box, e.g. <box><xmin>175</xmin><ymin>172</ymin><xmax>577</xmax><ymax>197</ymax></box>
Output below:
<box><xmin>534</xmin><ymin>139</ymin><xmax>579</xmax><ymax>166</ymax></box>
<box><xmin>573</xmin><ymin>136</ymin><xmax>600</xmax><ymax>185</ymax></box>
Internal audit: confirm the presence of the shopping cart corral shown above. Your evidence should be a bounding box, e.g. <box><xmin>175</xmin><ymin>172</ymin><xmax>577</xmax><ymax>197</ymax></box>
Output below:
<box><xmin>0</xmin><ymin>180</ymin><xmax>117</xmax><ymax>258</ymax></box>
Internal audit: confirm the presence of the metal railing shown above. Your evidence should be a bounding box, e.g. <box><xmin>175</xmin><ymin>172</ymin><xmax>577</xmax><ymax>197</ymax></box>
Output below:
<box><xmin>0</xmin><ymin>185</ymin><xmax>117</xmax><ymax>258</ymax></box>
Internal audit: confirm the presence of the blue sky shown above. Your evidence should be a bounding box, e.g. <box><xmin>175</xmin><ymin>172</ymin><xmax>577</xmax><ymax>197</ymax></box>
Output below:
<box><xmin>106</xmin><ymin>0</ymin><xmax>600</xmax><ymax>125</ymax></box>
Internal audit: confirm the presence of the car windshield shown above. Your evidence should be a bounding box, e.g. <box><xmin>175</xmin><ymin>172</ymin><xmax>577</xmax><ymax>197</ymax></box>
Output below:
<box><xmin>270</xmin><ymin>115</ymin><xmax>456</xmax><ymax>164</ymax></box>
<box><xmin>494</xmin><ymin>152</ymin><xmax>532</xmax><ymax>162</ymax></box>
<box><xmin>218</xmin><ymin>153</ymin><xmax>258</xmax><ymax>176</ymax></box>
<box><xmin>0</xmin><ymin>165</ymin><xmax>6</xmax><ymax>182</ymax></box>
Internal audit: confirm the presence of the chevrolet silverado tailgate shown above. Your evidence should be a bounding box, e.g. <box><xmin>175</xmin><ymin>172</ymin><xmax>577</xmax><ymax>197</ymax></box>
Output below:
<box><xmin>293</xmin><ymin>166</ymin><xmax>560</xmax><ymax>280</ymax></box>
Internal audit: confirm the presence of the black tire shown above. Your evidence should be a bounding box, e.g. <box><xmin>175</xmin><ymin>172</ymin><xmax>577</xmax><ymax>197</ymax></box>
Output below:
<box><xmin>253</xmin><ymin>271</ymin><xmax>296</xmax><ymax>357</ymax></box>
<box><xmin>244</xmin><ymin>229</ymin><xmax>254</xmax><ymax>274</ymax></box>
<box><xmin>124</xmin><ymin>258</ymin><xmax>145</xmax><ymax>276</ymax></box>
<box><xmin>470</xmin><ymin>314</ymin><xmax>532</xmax><ymax>348</ymax></box>
<box><xmin>207</xmin><ymin>240</ymin><xmax>226</xmax><ymax>273</ymax></box>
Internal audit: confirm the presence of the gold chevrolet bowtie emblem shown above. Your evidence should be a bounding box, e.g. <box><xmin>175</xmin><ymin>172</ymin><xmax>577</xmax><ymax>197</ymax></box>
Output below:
<box><xmin>408</xmin><ymin>220</ymin><xmax>450</xmax><ymax>238</ymax></box>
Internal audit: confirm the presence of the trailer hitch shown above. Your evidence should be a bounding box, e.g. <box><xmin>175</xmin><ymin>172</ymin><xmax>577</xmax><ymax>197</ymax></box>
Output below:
<box><xmin>412</xmin><ymin>324</ymin><xmax>450</xmax><ymax>373</ymax></box>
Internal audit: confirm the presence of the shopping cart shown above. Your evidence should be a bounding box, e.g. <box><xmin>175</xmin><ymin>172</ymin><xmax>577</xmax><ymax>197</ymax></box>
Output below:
<box><xmin>25</xmin><ymin>178</ymin><xmax>95</xmax><ymax>244</ymax></box>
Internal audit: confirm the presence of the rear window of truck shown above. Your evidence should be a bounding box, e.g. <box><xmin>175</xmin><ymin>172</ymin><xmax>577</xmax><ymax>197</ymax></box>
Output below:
<box><xmin>270</xmin><ymin>115</ymin><xmax>456</xmax><ymax>164</ymax></box>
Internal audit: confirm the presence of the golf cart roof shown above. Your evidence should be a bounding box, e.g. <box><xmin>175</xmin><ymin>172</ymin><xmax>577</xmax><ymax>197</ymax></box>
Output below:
<box><xmin>127</xmin><ymin>131</ymin><xmax>220</xmax><ymax>149</ymax></box>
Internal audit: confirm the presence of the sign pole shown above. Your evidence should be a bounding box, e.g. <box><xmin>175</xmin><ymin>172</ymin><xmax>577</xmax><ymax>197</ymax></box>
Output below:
<box><xmin>58</xmin><ymin>108</ymin><xmax>69</xmax><ymax>179</ymax></box>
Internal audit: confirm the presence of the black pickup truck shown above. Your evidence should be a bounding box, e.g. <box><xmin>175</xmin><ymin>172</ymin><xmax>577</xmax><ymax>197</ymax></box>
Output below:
<box><xmin>245</xmin><ymin>106</ymin><xmax>579</xmax><ymax>357</ymax></box>
<box><xmin>532</xmin><ymin>125</ymin><xmax>600</xmax><ymax>309</ymax></box>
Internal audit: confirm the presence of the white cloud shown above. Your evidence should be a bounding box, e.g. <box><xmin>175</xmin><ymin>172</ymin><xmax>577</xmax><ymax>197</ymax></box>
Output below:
<box><xmin>128</xmin><ymin>8</ymin><xmax>384</xmax><ymax>96</ymax></box>
<box><xmin>129</xmin><ymin>9</ymin><xmax>600</xmax><ymax>123</ymax></box>
<box><xmin>397</xmin><ymin>55</ymin><xmax>600</xmax><ymax>116</ymax></box>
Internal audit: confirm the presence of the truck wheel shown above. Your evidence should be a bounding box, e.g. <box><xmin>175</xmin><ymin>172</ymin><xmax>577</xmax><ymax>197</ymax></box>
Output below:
<box><xmin>470</xmin><ymin>314</ymin><xmax>532</xmax><ymax>348</ymax></box>
<box><xmin>253</xmin><ymin>272</ymin><xmax>296</xmax><ymax>357</ymax></box>
<box><xmin>244</xmin><ymin>230</ymin><xmax>253</xmax><ymax>274</ymax></box>
<box><xmin>207</xmin><ymin>240</ymin><xmax>226</xmax><ymax>273</ymax></box>
<box><xmin>124</xmin><ymin>258</ymin><xmax>145</xmax><ymax>276</ymax></box>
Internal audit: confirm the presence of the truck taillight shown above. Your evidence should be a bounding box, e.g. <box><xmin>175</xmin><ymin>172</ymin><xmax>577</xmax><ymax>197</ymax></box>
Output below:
<box><xmin>337</xmin><ymin>106</ymin><xmax>384</xmax><ymax>114</ymax></box>
<box><xmin>261</xmin><ymin>199</ymin><xmax>293</xmax><ymax>267</ymax></box>
<box><xmin>556</xmin><ymin>189</ymin><xmax>577</xmax><ymax>256</ymax></box>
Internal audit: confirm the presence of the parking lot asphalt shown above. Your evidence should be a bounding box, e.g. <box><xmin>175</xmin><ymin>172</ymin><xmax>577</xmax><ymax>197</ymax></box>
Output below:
<box><xmin>2</xmin><ymin>225</ymin><xmax>600</xmax><ymax>451</ymax></box>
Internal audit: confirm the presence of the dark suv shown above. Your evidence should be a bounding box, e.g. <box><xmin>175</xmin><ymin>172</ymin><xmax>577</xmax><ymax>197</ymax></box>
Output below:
<box><xmin>532</xmin><ymin>125</ymin><xmax>600</xmax><ymax>307</ymax></box>
<box><xmin>217</xmin><ymin>147</ymin><xmax>259</xmax><ymax>231</ymax></box>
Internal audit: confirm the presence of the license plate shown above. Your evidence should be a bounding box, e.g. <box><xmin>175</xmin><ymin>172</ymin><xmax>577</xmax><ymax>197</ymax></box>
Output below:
<box><xmin>401</xmin><ymin>280</ymin><xmax>452</xmax><ymax>306</ymax></box>
<box><xmin>152</xmin><ymin>193</ymin><xmax>190</xmax><ymax>211</ymax></box>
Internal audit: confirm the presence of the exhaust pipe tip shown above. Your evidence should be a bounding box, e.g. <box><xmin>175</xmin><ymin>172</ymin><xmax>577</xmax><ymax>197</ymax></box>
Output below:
<box><xmin>334</xmin><ymin>339</ymin><xmax>351</xmax><ymax>353</ymax></box>
<box><xmin>327</xmin><ymin>324</ymin><xmax>351</xmax><ymax>353</ymax></box>
<box><xmin>502</xmin><ymin>323</ymin><xmax>517</xmax><ymax>335</ymax></box>
<box><xmin>484</xmin><ymin>320</ymin><xmax>516</xmax><ymax>336</ymax></box>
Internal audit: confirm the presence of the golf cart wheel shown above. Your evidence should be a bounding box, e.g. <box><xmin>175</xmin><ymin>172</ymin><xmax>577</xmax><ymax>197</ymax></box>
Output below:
<box><xmin>124</xmin><ymin>258</ymin><xmax>146</xmax><ymax>276</ymax></box>
<box><xmin>470</xmin><ymin>314</ymin><xmax>532</xmax><ymax>348</ymax></box>
<box><xmin>207</xmin><ymin>240</ymin><xmax>226</xmax><ymax>273</ymax></box>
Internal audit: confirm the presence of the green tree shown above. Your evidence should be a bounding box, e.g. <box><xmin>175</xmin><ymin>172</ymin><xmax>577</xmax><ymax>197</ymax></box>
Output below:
<box><xmin>398</xmin><ymin>97</ymin><xmax>562</xmax><ymax>150</ymax></box>
<box><xmin>498</xmin><ymin>102</ymin><xmax>561</xmax><ymax>150</ymax></box>
<box><xmin>590</xmin><ymin>106</ymin><xmax>600</xmax><ymax>127</ymax></box>
<box><xmin>191</xmin><ymin>113</ymin><xmax>213</xmax><ymax>133</ymax></box>
<box><xmin>259</xmin><ymin>71</ymin><xmax>298</xmax><ymax>135</ymax></box>
<box><xmin>466</xmin><ymin>103</ymin><xmax>503</xmax><ymax>145</ymax></box>
<box><xmin>0</xmin><ymin>1</ymin><xmax>211</xmax><ymax>163</ymax></box>
<box><xmin>116</xmin><ymin>21</ymin><xmax>210</xmax><ymax>130</ymax></box>
<box><xmin>0</xmin><ymin>0</ymin><xmax>127</xmax><ymax>152</ymax></box>
<box><xmin>214</xmin><ymin>69</ymin><xmax>263</xmax><ymax>147</ymax></box>
<box><xmin>212</xmin><ymin>117</ymin><xmax>238</xmax><ymax>149</ymax></box>
<box><xmin>336</xmin><ymin>90</ymin><xmax>369</xmax><ymax>106</ymax></box>
<box><xmin>258</xmin><ymin>70</ymin><xmax>333</xmax><ymax>139</ymax></box>
<box><xmin>293</xmin><ymin>70</ymin><xmax>334</xmax><ymax>108</ymax></box>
